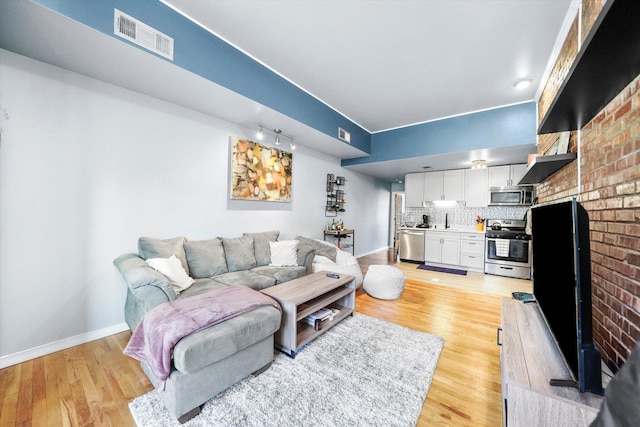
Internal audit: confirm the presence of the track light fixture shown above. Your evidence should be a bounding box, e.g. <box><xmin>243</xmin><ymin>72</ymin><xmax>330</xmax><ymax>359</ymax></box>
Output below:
<box><xmin>256</xmin><ymin>125</ymin><xmax>295</xmax><ymax>150</ymax></box>
<box><xmin>471</xmin><ymin>159</ymin><xmax>487</xmax><ymax>170</ymax></box>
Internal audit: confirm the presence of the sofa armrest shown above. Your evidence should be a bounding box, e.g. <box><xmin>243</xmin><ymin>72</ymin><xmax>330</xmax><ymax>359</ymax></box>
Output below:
<box><xmin>298</xmin><ymin>249</ymin><xmax>316</xmax><ymax>275</ymax></box>
<box><xmin>113</xmin><ymin>253</ymin><xmax>177</xmax><ymax>301</ymax></box>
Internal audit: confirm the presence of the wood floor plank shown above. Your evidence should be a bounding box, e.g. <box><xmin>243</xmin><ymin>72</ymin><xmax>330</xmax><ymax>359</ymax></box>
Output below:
<box><xmin>0</xmin><ymin>248</ymin><xmax>530</xmax><ymax>426</ymax></box>
<box><xmin>15</xmin><ymin>360</ymin><xmax>33</xmax><ymax>425</ymax></box>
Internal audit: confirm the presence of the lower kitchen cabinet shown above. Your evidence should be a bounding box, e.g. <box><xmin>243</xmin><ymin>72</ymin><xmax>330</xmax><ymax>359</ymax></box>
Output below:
<box><xmin>425</xmin><ymin>231</ymin><xmax>460</xmax><ymax>265</ymax></box>
<box><xmin>460</xmin><ymin>233</ymin><xmax>485</xmax><ymax>271</ymax></box>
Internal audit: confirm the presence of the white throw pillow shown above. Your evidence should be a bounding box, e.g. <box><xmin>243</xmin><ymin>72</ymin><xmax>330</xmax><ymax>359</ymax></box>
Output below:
<box><xmin>269</xmin><ymin>240</ymin><xmax>299</xmax><ymax>267</ymax></box>
<box><xmin>147</xmin><ymin>255</ymin><xmax>195</xmax><ymax>294</ymax></box>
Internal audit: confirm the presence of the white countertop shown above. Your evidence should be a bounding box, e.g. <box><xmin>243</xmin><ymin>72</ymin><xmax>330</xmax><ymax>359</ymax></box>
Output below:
<box><xmin>400</xmin><ymin>226</ymin><xmax>485</xmax><ymax>234</ymax></box>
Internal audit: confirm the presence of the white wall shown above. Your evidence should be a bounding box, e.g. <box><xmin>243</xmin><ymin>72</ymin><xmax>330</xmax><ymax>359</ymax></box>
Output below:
<box><xmin>0</xmin><ymin>49</ymin><xmax>390</xmax><ymax>363</ymax></box>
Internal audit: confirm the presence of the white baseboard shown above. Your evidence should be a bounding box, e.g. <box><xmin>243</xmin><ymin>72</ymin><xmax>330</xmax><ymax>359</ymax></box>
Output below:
<box><xmin>0</xmin><ymin>322</ymin><xmax>129</xmax><ymax>369</ymax></box>
<box><xmin>355</xmin><ymin>246</ymin><xmax>393</xmax><ymax>258</ymax></box>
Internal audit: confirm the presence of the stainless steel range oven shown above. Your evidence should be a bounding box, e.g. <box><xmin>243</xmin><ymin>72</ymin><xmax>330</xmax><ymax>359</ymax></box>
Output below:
<box><xmin>484</xmin><ymin>219</ymin><xmax>532</xmax><ymax>279</ymax></box>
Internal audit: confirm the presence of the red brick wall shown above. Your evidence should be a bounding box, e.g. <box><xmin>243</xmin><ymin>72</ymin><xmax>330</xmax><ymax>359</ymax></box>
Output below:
<box><xmin>536</xmin><ymin>0</ymin><xmax>639</xmax><ymax>371</ymax></box>
<box><xmin>581</xmin><ymin>75</ymin><xmax>640</xmax><ymax>371</ymax></box>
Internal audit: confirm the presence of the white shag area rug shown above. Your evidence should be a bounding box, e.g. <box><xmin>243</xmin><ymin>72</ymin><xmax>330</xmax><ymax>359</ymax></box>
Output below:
<box><xmin>129</xmin><ymin>312</ymin><xmax>444</xmax><ymax>427</ymax></box>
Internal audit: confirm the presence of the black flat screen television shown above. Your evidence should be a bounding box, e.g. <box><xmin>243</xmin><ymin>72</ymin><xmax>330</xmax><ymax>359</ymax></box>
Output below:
<box><xmin>531</xmin><ymin>197</ymin><xmax>603</xmax><ymax>394</ymax></box>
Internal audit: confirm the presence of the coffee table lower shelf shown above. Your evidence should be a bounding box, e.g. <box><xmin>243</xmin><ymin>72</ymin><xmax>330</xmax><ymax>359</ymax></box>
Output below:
<box><xmin>261</xmin><ymin>271</ymin><xmax>356</xmax><ymax>358</ymax></box>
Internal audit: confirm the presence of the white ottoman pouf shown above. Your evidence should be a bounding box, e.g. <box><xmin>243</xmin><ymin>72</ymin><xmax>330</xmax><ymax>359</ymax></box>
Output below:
<box><xmin>363</xmin><ymin>265</ymin><xmax>406</xmax><ymax>300</ymax></box>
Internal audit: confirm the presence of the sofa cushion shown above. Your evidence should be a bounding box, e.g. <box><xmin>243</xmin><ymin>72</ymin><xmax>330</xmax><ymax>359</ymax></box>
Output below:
<box><xmin>139</xmin><ymin>236</ymin><xmax>189</xmax><ymax>275</ymax></box>
<box><xmin>173</xmin><ymin>305</ymin><xmax>281</xmax><ymax>374</ymax></box>
<box><xmin>244</xmin><ymin>230</ymin><xmax>280</xmax><ymax>266</ymax></box>
<box><xmin>146</xmin><ymin>255</ymin><xmax>195</xmax><ymax>294</ymax></box>
<box><xmin>269</xmin><ymin>240</ymin><xmax>298</xmax><ymax>266</ymax></box>
<box><xmin>220</xmin><ymin>235</ymin><xmax>257</xmax><ymax>272</ymax></box>
<box><xmin>251</xmin><ymin>265</ymin><xmax>307</xmax><ymax>284</ymax></box>
<box><xmin>177</xmin><ymin>278</ymin><xmax>228</xmax><ymax>299</ymax></box>
<box><xmin>295</xmin><ymin>235</ymin><xmax>337</xmax><ymax>263</ymax></box>
<box><xmin>213</xmin><ymin>270</ymin><xmax>276</xmax><ymax>290</ymax></box>
<box><xmin>184</xmin><ymin>238</ymin><xmax>228</xmax><ymax>278</ymax></box>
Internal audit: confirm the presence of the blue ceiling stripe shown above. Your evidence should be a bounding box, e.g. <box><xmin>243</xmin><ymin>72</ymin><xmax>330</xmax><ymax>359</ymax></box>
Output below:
<box><xmin>32</xmin><ymin>0</ymin><xmax>371</xmax><ymax>153</ymax></box>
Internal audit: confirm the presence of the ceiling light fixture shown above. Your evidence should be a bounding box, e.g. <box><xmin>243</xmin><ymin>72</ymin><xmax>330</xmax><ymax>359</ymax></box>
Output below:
<box><xmin>257</xmin><ymin>125</ymin><xmax>295</xmax><ymax>149</ymax></box>
<box><xmin>471</xmin><ymin>159</ymin><xmax>487</xmax><ymax>170</ymax></box>
<box><xmin>513</xmin><ymin>78</ymin><xmax>533</xmax><ymax>90</ymax></box>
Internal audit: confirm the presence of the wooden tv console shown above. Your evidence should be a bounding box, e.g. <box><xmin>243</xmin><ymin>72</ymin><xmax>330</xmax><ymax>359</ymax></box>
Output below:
<box><xmin>500</xmin><ymin>299</ymin><xmax>604</xmax><ymax>426</ymax></box>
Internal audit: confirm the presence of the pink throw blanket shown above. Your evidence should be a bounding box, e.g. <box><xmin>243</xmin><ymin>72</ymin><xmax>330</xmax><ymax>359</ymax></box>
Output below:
<box><xmin>124</xmin><ymin>285</ymin><xmax>281</xmax><ymax>383</ymax></box>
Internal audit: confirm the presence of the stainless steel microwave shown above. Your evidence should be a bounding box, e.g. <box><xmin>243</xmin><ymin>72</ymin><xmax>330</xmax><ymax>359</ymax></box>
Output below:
<box><xmin>489</xmin><ymin>186</ymin><xmax>534</xmax><ymax>206</ymax></box>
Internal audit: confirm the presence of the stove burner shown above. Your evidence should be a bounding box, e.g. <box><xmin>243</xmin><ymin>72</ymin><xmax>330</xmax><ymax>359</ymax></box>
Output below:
<box><xmin>484</xmin><ymin>219</ymin><xmax>530</xmax><ymax>240</ymax></box>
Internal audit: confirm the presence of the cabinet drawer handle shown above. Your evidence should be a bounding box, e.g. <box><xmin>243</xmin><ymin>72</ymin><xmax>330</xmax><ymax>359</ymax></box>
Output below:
<box><xmin>497</xmin><ymin>328</ymin><xmax>503</xmax><ymax>346</ymax></box>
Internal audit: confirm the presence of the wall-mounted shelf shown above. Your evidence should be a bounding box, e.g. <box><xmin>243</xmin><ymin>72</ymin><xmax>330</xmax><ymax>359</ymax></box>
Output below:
<box><xmin>325</xmin><ymin>174</ymin><xmax>346</xmax><ymax>217</ymax></box>
<box><xmin>518</xmin><ymin>153</ymin><xmax>577</xmax><ymax>185</ymax></box>
<box><xmin>538</xmin><ymin>0</ymin><xmax>640</xmax><ymax>134</ymax></box>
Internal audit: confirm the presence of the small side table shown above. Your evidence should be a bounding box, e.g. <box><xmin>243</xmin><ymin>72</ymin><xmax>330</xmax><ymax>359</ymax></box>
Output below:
<box><xmin>323</xmin><ymin>229</ymin><xmax>355</xmax><ymax>255</ymax></box>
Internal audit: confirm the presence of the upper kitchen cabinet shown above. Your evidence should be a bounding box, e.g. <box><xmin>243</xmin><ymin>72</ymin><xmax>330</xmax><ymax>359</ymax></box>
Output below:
<box><xmin>405</xmin><ymin>173</ymin><xmax>425</xmax><ymax>207</ymax></box>
<box><xmin>425</xmin><ymin>170</ymin><xmax>464</xmax><ymax>202</ymax></box>
<box><xmin>464</xmin><ymin>168</ymin><xmax>488</xmax><ymax>207</ymax></box>
<box><xmin>488</xmin><ymin>164</ymin><xmax>527</xmax><ymax>188</ymax></box>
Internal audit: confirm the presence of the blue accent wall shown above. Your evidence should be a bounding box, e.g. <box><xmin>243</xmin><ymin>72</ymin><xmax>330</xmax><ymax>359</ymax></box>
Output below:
<box><xmin>342</xmin><ymin>102</ymin><xmax>536</xmax><ymax>166</ymax></box>
<box><xmin>32</xmin><ymin>1</ymin><xmax>537</xmax><ymax>167</ymax></box>
<box><xmin>32</xmin><ymin>0</ymin><xmax>371</xmax><ymax>153</ymax></box>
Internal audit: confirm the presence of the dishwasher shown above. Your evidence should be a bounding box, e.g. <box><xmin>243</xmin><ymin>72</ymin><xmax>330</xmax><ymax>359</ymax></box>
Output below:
<box><xmin>399</xmin><ymin>229</ymin><xmax>425</xmax><ymax>262</ymax></box>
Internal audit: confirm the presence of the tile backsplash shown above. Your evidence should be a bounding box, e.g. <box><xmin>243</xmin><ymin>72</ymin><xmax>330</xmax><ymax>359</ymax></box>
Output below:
<box><xmin>404</xmin><ymin>202</ymin><xmax>529</xmax><ymax>227</ymax></box>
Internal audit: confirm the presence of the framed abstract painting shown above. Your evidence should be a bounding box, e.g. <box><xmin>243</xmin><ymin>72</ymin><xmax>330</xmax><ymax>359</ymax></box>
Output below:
<box><xmin>229</xmin><ymin>137</ymin><xmax>293</xmax><ymax>202</ymax></box>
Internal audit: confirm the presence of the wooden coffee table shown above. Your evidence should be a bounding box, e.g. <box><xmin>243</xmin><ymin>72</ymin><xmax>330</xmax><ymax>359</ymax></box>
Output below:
<box><xmin>261</xmin><ymin>271</ymin><xmax>355</xmax><ymax>357</ymax></box>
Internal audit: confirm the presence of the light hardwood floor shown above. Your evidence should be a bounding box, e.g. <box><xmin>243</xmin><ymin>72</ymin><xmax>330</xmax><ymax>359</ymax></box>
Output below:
<box><xmin>0</xmin><ymin>249</ymin><xmax>531</xmax><ymax>426</ymax></box>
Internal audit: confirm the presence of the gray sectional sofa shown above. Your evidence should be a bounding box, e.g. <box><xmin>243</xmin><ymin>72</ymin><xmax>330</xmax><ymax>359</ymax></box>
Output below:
<box><xmin>113</xmin><ymin>230</ymin><xmax>315</xmax><ymax>422</ymax></box>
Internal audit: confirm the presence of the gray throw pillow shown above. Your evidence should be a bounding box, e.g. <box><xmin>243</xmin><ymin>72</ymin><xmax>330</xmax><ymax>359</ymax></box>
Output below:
<box><xmin>295</xmin><ymin>236</ymin><xmax>337</xmax><ymax>263</ymax></box>
<box><xmin>219</xmin><ymin>235</ymin><xmax>257</xmax><ymax>272</ymax></box>
<box><xmin>590</xmin><ymin>342</ymin><xmax>640</xmax><ymax>427</ymax></box>
<box><xmin>184</xmin><ymin>238</ymin><xmax>228</xmax><ymax>278</ymax></box>
<box><xmin>138</xmin><ymin>236</ymin><xmax>189</xmax><ymax>275</ymax></box>
<box><xmin>244</xmin><ymin>230</ymin><xmax>280</xmax><ymax>266</ymax></box>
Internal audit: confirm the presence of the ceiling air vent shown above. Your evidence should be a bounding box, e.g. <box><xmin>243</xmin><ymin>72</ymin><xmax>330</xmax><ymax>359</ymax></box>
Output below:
<box><xmin>338</xmin><ymin>128</ymin><xmax>351</xmax><ymax>143</ymax></box>
<box><xmin>114</xmin><ymin>9</ymin><xmax>174</xmax><ymax>61</ymax></box>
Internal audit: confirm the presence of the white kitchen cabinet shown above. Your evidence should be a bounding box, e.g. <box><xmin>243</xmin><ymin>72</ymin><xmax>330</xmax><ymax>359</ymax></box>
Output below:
<box><xmin>404</xmin><ymin>173</ymin><xmax>424</xmax><ymax>207</ymax></box>
<box><xmin>464</xmin><ymin>168</ymin><xmax>488</xmax><ymax>207</ymax></box>
<box><xmin>425</xmin><ymin>231</ymin><xmax>460</xmax><ymax>265</ymax></box>
<box><xmin>443</xmin><ymin>170</ymin><xmax>464</xmax><ymax>200</ymax></box>
<box><xmin>423</xmin><ymin>170</ymin><xmax>464</xmax><ymax>201</ymax></box>
<box><xmin>488</xmin><ymin>164</ymin><xmax>528</xmax><ymax>187</ymax></box>
<box><xmin>423</xmin><ymin>172</ymin><xmax>443</xmax><ymax>202</ymax></box>
<box><xmin>460</xmin><ymin>233</ymin><xmax>485</xmax><ymax>270</ymax></box>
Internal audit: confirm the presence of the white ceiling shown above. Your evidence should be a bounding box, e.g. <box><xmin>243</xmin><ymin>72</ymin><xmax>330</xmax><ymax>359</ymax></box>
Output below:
<box><xmin>0</xmin><ymin>0</ymin><xmax>579</xmax><ymax>183</ymax></box>
<box><xmin>163</xmin><ymin>0</ymin><xmax>576</xmax><ymax>133</ymax></box>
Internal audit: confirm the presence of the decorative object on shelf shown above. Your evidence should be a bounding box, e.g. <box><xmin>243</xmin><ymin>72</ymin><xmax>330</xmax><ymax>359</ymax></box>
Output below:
<box><xmin>230</xmin><ymin>136</ymin><xmax>292</xmax><ymax>202</ymax></box>
<box><xmin>325</xmin><ymin>173</ymin><xmax>346</xmax><ymax>216</ymax></box>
